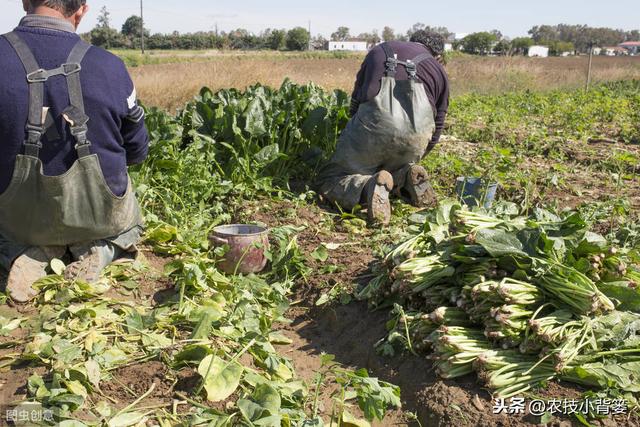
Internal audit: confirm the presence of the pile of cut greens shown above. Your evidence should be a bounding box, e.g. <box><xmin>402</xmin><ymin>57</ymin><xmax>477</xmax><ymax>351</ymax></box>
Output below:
<box><xmin>360</xmin><ymin>200</ymin><xmax>640</xmax><ymax>400</ymax></box>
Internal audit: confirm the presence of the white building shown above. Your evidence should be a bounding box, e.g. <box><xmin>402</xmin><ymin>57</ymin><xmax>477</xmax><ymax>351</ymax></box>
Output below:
<box><xmin>328</xmin><ymin>41</ymin><xmax>369</xmax><ymax>52</ymax></box>
<box><xmin>528</xmin><ymin>45</ymin><xmax>549</xmax><ymax>58</ymax></box>
<box><xmin>444</xmin><ymin>43</ymin><xmax>453</xmax><ymax>51</ymax></box>
<box><xmin>619</xmin><ymin>41</ymin><xmax>640</xmax><ymax>55</ymax></box>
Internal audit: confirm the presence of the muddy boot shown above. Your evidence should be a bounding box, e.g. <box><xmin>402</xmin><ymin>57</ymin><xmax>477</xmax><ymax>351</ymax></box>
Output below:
<box><xmin>7</xmin><ymin>247</ymin><xmax>66</xmax><ymax>303</ymax></box>
<box><xmin>403</xmin><ymin>165</ymin><xmax>437</xmax><ymax>207</ymax></box>
<box><xmin>364</xmin><ymin>171</ymin><xmax>394</xmax><ymax>226</ymax></box>
<box><xmin>65</xmin><ymin>241</ymin><xmax>119</xmax><ymax>283</ymax></box>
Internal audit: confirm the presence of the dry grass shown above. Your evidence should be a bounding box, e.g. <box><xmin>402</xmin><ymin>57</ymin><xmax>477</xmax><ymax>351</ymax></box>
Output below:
<box><xmin>129</xmin><ymin>53</ymin><xmax>640</xmax><ymax>111</ymax></box>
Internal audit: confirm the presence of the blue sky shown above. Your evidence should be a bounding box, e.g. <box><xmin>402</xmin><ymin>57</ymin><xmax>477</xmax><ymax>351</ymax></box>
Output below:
<box><xmin>1</xmin><ymin>0</ymin><xmax>638</xmax><ymax>38</ymax></box>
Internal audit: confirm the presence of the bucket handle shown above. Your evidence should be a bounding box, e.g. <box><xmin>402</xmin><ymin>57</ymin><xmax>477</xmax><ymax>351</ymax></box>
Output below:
<box><xmin>211</xmin><ymin>236</ymin><xmax>229</xmax><ymax>246</ymax></box>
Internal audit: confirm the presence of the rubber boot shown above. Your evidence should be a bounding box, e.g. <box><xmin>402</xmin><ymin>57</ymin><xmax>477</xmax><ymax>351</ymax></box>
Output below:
<box><xmin>7</xmin><ymin>246</ymin><xmax>66</xmax><ymax>303</ymax></box>
<box><xmin>65</xmin><ymin>241</ymin><xmax>120</xmax><ymax>284</ymax></box>
<box><xmin>364</xmin><ymin>171</ymin><xmax>394</xmax><ymax>226</ymax></box>
<box><xmin>403</xmin><ymin>165</ymin><xmax>437</xmax><ymax>207</ymax></box>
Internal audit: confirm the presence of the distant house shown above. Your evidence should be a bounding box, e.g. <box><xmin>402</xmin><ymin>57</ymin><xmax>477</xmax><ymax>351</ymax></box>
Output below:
<box><xmin>619</xmin><ymin>41</ymin><xmax>640</xmax><ymax>55</ymax></box>
<box><xmin>444</xmin><ymin>43</ymin><xmax>453</xmax><ymax>52</ymax></box>
<box><xmin>328</xmin><ymin>40</ymin><xmax>369</xmax><ymax>52</ymax></box>
<box><xmin>528</xmin><ymin>45</ymin><xmax>549</xmax><ymax>58</ymax></box>
<box><xmin>599</xmin><ymin>46</ymin><xmax>627</xmax><ymax>56</ymax></box>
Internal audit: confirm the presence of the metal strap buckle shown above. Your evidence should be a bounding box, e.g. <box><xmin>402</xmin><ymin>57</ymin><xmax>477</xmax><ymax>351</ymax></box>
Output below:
<box><xmin>26</xmin><ymin>69</ymin><xmax>47</xmax><ymax>83</ymax></box>
<box><xmin>70</xmin><ymin>125</ymin><xmax>89</xmax><ymax>146</ymax></box>
<box><xmin>25</xmin><ymin>124</ymin><xmax>44</xmax><ymax>143</ymax></box>
<box><xmin>385</xmin><ymin>58</ymin><xmax>398</xmax><ymax>75</ymax></box>
<box><xmin>69</xmin><ymin>123</ymin><xmax>88</xmax><ymax>135</ymax></box>
<box><xmin>74</xmin><ymin>141</ymin><xmax>92</xmax><ymax>150</ymax></box>
<box><xmin>26</xmin><ymin>63</ymin><xmax>82</xmax><ymax>83</ymax></box>
<box><xmin>61</xmin><ymin>63</ymin><xmax>82</xmax><ymax>76</ymax></box>
<box><xmin>405</xmin><ymin>61</ymin><xmax>417</xmax><ymax>79</ymax></box>
<box><xmin>24</xmin><ymin>140</ymin><xmax>43</xmax><ymax>149</ymax></box>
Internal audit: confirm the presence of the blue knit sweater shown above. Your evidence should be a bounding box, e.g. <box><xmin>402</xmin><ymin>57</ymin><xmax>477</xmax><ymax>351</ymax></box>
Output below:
<box><xmin>0</xmin><ymin>18</ymin><xmax>149</xmax><ymax>196</ymax></box>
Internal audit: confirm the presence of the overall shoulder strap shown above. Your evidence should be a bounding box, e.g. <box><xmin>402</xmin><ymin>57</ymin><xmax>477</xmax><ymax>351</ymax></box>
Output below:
<box><xmin>400</xmin><ymin>51</ymin><xmax>433</xmax><ymax>80</ymax></box>
<box><xmin>380</xmin><ymin>43</ymin><xmax>398</xmax><ymax>77</ymax></box>
<box><xmin>3</xmin><ymin>32</ymin><xmax>45</xmax><ymax>157</ymax></box>
<box><xmin>410</xmin><ymin>52</ymin><xmax>433</xmax><ymax>65</ymax></box>
<box><xmin>65</xmin><ymin>40</ymin><xmax>91</xmax><ymax>115</ymax></box>
<box><xmin>61</xmin><ymin>39</ymin><xmax>93</xmax><ymax>158</ymax></box>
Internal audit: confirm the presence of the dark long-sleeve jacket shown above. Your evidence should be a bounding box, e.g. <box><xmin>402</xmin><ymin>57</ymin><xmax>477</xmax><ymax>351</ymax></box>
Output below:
<box><xmin>350</xmin><ymin>40</ymin><xmax>450</xmax><ymax>151</ymax></box>
<box><xmin>0</xmin><ymin>16</ymin><xmax>149</xmax><ymax>197</ymax></box>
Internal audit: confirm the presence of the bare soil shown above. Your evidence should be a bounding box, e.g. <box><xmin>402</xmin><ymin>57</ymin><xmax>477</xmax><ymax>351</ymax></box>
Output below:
<box><xmin>0</xmin><ymin>140</ymin><xmax>637</xmax><ymax>425</ymax></box>
<box><xmin>274</xmin><ymin>204</ymin><xmax>640</xmax><ymax>426</ymax></box>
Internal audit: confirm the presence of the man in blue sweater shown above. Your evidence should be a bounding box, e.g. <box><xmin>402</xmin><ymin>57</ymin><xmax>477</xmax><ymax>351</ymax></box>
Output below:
<box><xmin>0</xmin><ymin>0</ymin><xmax>149</xmax><ymax>302</ymax></box>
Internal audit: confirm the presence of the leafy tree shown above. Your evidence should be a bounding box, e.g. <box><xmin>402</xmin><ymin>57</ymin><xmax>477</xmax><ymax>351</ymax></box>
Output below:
<box><xmin>548</xmin><ymin>41</ymin><xmax>575</xmax><ymax>55</ymax></box>
<box><xmin>90</xmin><ymin>27</ymin><xmax>121</xmax><ymax>49</ymax></box>
<box><xmin>121</xmin><ymin>15</ymin><xmax>148</xmax><ymax>38</ymax></box>
<box><xmin>286</xmin><ymin>27</ymin><xmax>310</xmax><ymax>51</ymax></box>
<box><xmin>311</xmin><ymin>34</ymin><xmax>328</xmax><ymax>50</ymax></box>
<box><xmin>331</xmin><ymin>26</ymin><xmax>351</xmax><ymax>41</ymax></box>
<box><xmin>460</xmin><ymin>32</ymin><xmax>498</xmax><ymax>55</ymax></box>
<box><xmin>357</xmin><ymin>30</ymin><xmax>381</xmax><ymax>46</ymax></box>
<box><xmin>529</xmin><ymin>25</ymin><xmax>559</xmax><ymax>43</ymax></box>
<box><xmin>406</xmin><ymin>22</ymin><xmax>426</xmax><ymax>38</ymax></box>
<box><xmin>264</xmin><ymin>28</ymin><xmax>286</xmax><ymax>50</ymax></box>
<box><xmin>382</xmin><ymin>26</ymin><xmax>395</xmax><ymax>42</ymax></box>
<box><xmin>227</xmin><ymin>29</ymin><xmax>260</xmax><ymax>50</ymax></box>
<box><xmin>626</xmin><ymin>30</ymin><xmax>640</xmax><ymax>41</ymax></box>
<box><xmin>97</xmin><ymin>6</ymin><xmax>110</xmax><ymax>28</ymax></box>
<box><xmin>510</xmin><ymin>37</ymin><xmax>533</xmax><ymax>55</ymax></box>
<box><xmin>493</xmin><ymin>39</ymin><xmax>510</xmax><ymax>55</ymax></box>
<box><xmin>528</xmin><ymin>24</ymin><xmax>630</xmax><ymax>53</ymax></box>
<box><xmin>89</xmin><ymin>6</ymin><xmax>121</xmax><ymax>49</ymax></box>
<box><xmin>423</xmin><ymin>26</ymin><xmax>453</xmax><ymax>40</ymax></box>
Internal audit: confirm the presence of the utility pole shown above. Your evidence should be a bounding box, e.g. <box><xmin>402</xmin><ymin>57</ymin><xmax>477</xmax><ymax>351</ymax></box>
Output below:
<box><xmin>308</xmin><ymin>20</ymin><xmax>312</xmax><ymax>51</ymax></box>
<box><xmin>140</xmin><ymin>0</ymin><xmax>145</xmax><ymax>54</ymax></box>
<box><xmin>586</xmin><ymin>43</ymin><xmax>593</xmax><ymax>90</ymax></box>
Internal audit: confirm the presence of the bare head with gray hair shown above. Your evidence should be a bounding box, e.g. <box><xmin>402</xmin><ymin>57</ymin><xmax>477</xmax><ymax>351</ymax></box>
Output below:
<box><xmin>22</xmin><ymin>0</ymin><xmax>89</xmax><ymax>29</ymax></box>
<box><xmin>25</xmin><ymin>0</ymin><xmax>87</xmax><ymax>17</ymax></box>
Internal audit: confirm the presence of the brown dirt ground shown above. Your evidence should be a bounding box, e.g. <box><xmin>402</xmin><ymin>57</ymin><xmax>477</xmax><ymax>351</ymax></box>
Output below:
<box><xmin>0</xmin><ymin>140</ymin><xmax>637</xmax><ymax>425</ymax></box>
<box><xmin>240</xmin><ymin>177</ymin><xmax>640</xmax><ymax>427</ymax></box>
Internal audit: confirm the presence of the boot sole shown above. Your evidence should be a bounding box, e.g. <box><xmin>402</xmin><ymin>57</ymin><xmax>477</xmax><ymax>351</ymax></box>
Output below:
<box><xmin>367</xmin><ymin>171</ymin><xmax>393</xmax><ymax>225</ymax></box>
<box><xmin>406</xmin><ymin>166</ymin><xmax>437</xmax><ymax>207</ymax></box>
<box><xmin>7</xmin><ymin>248</ymin><xmax>50</xmax><ymax>303</ymax></box>
<box><xmin>64</xmin><ymin>251</ymin><xmax>104</xmax><ymax>284</ymax></box>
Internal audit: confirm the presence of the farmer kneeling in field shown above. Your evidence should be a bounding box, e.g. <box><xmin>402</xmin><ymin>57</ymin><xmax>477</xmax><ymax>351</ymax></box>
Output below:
<box><xmin>317</xmin><ymin>31</ymin><xmax>449</xmax><ymax>225</ymax></box>
<box><xmin>0</xmin><ymin>0</ymin><xmax>149</xmax><ymax>302</ymax></box>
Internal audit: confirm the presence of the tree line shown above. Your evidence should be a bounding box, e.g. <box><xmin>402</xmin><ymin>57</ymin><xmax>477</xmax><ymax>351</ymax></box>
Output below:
<box><xmin>85</xmin><ymin>8</ymin><xmax>639</xmax><ymax>55</ymax></box>
<box><xmin>86</xmin><ymin>8</ymin><xmax>312</xmax><ymax>51</ymax></box>
<box><xmin>457</xmin><ymin>25</ymin><xmax>640</xmax><ymax>56</ymax></box>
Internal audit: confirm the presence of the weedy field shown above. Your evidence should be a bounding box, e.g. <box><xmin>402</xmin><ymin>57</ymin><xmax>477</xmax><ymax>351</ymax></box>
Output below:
<box><xmin>0</xmin><ymin>77</ymin><xmax>639</xmax><ymax>427</ymax></box>
<box><xmin>124</xmin><ymin>51</ymin><xmax>640</xmax><ymax>111</ymax></box>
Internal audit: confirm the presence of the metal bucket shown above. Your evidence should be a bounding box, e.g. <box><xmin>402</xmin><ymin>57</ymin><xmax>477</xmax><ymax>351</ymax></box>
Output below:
<box><xmin>455</xmin><ymin>177</ymin><xmax>498</xmax><ymax>209</ymax></box>
<box><xmin>210</xmin><ymin>224</ymin><xmax>269</xmax><ymax>275</ymax></box>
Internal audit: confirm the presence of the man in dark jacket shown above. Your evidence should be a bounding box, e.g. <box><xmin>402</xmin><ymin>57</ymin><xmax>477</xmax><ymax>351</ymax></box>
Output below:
<box><xmin>317</xmin><ymin>31</ymin><xmax>449</xmax><ymax>225</ymax></box>
<box><xmin>0</xmin><ymin>0</ymin><xmax>149</xmax><ymax>302</ymax></box>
